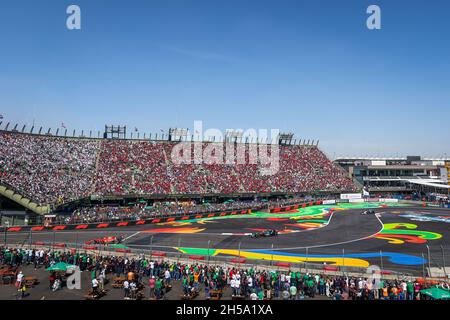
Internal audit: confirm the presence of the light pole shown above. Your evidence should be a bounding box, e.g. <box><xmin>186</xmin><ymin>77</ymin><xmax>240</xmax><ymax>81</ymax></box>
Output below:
<box><xmin>178</xmin><ymin>238</ymin><xmax>181</xmax><ymax>262</ymax></box>
<box><xmin>207</xmin><ymin>240</ymin><xmax>211</xmax><ymax>265</ymax></box>
<box><xmin>75</xmin><ymin>231</ymin><xmax>79</xmax><ymax>252</ymax></box>
<box><xmin>422</xmin><ymin>253</ymin><xmax>426</xmax><ymax>279</ymax></box>
<box><xmin>342</xmin><ymin>249</ymin><xmax>345</xmax><ymax>277</ymax></box>
<box><xmin>441</xmin><ymin>245</ymin><xmax>447</xmax><ymax>279</ymax></box>
<box><xmin>305</xmin><ymin>247</ymin><xmax>309</xmax><ymax>274</ymax></box>
<box><xmin>380</xmin><ymin>250</ymin><xmax>384</xmax><ymax>277</ymax></box>
<box><xmin>238</xmin><ymin>242</ymin><xmax>242</xmax><ymax>269</ymax></box>
<box><xmin>150</xmin><ymin>235</ymin><xmax>154</xmax><ymax>260</ymax></box>
<box><xmin>270</xmin><ymin>244</ymin><xmax>274</xmax><ymax>267</ymax></box>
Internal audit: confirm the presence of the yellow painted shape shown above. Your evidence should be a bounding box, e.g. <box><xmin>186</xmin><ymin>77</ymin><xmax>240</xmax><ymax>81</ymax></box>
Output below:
<box><xmin>211</xmin><ymin>249</ymin><xmax>370</xmax><ymax>268</ymax></box>
<box><xmin>374</xmin><ymin>235</ymin><xmax>404</xmax><ymax>244</ymax></box>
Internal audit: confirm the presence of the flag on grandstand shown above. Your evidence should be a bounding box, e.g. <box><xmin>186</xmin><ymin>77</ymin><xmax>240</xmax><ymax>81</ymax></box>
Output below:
<box><xmin>0</xmin><ymin>114</ymin><xmax>3</xmax><ymax>119</ymax></box>
<box><xmin>134</xmin><ymin>127</ymin><xmax>138</xmax><ymax>132</ymax></box>
<box><xmin>160</xmin><ymin>129</ymin><xmax>164</xmax><ymax>132</ymax></box>
<box><xmin>61</xmin><ymin>122</ymin><xmax>66</xmax><ymax>129</ymax></box>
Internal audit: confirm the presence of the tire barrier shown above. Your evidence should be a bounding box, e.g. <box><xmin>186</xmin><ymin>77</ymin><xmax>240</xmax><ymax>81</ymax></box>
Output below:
<box><xmin>323</xmin><ymin>266</ymin><xmax>339</xmax><ymax>272</ymax></box>
<box><xmin>231</xmin><ymin>258</ymin><xmax>246</xmax><ymax>264</ymax></box>
<box><xmin>151</xmin><ymin>251</ymin><xmax>167</xmax><ymax>257</ymax></box>
<box><xmin>275</xmin><ymin>262</ymin><xmax>292</xmax><ymax>268</ymax></box>
<box><xmin>189</xmin><ymin>255</ymin><xmax>205</xmax><ymax>261</ymax></box>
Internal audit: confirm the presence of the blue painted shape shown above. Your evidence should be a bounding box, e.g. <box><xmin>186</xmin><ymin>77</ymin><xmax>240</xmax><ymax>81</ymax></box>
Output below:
<box><xmin>248</xmin><ymin>250</ymin><xmax>426</xmax><ymax>265</ymax></box>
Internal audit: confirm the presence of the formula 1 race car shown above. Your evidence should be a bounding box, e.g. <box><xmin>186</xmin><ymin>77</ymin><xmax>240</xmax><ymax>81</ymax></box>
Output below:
<box><xmin>85</xmin><ymin>235</ymin><xmax>123</xmax><ymax>245</ymax></box>
<box><xmin>249</xmin><ymin>229</ymin><xmax>278</xmax><ymax>238</ymax></box>
<box><xmin>361</xmin><ymin>209</ymin><xmax>375</xmax><ymax>215</ymax></box>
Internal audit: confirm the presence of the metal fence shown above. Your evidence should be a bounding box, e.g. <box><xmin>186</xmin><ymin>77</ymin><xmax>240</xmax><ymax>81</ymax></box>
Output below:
<box><xmin>5</xmin><ymin>235</ymin><xmax>450</xmax><ymax>282</ymax></box>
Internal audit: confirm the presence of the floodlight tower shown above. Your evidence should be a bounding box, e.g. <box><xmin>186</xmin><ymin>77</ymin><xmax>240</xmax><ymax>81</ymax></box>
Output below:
<box><xmin>225</xmin><ymin>129</ymin><xmax>244</xmax><ymax>144</ymax></box>
<box><xmin>169</xmin><ymin>128</ymin><xmax>189</xmax><ymax>141</ymax></box>
<box><xmin>278</xmin><ymin>132</ymin><xmax>295</xmax><ymax>145</ymax></box>
<box><xmin>104</xmin><ymin>125</ymin><xmax>127</xmax><ymax>139</ymax></box>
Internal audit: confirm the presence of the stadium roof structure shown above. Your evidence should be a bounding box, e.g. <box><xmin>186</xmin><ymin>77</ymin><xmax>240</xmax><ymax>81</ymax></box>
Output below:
<box><xmin>406</xmin><ymin>179</ymin><xmax>450</xmax><ymax>190</ymax></box>
<box><xmin>335</xmin><ymin>156</ymin><xmax>450</xmax><ymax>161</ymax></box>
<box><xmin>365</xmin><ymin>176</ymin><xmax>449</xmax><ymax>190</ymax></box>
<box><xmin>366</xmin><ymin>165</ymin><xmax>439</xmax><ymax>170</ymax></box>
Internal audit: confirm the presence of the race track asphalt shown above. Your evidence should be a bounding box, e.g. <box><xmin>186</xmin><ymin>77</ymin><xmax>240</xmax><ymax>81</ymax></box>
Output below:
<box><xmin>4</xmin><ymin>205</ymin><xmax>450</xmax><ymax>276</ymax></box>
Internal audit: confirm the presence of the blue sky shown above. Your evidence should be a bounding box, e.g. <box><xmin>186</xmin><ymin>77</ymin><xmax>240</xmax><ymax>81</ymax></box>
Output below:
<box><xmin>0</xmin><ymin>0</ymin><xmax>449</xmax><ymax>158</ymax></box>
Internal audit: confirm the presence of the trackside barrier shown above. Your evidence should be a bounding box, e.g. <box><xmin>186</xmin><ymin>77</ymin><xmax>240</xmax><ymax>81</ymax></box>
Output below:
<box><xmin>275</xmin><ymin>262</ymin><xmax>292</xmax><ymax>268</ymax></box>
<box><xmin>269</xmin><ymin>200</ymin><xmax>323</xmax><ymax>213</ymax></box>
<box><xmin>323</xmin><ymin>266</ymin><xmax>339</xmax><ymax>272</ymax></box>
<box><xmin>231</xmin><ymin>258</ymin><xmax>246</xmax><ymax>264</ymax></box>
<box><xmin>0</xmin><ymin>209</ymin><xmax>253</xmax><ymax>233</ymax></box>
<box><xmin>10</xmin><ymin>242</ymin><xmax>450</xmax><ymax>283</ymax></box>
<box><xmin>189</xmin><ymin>255</ymin><xmax>205</xmax><ymax>261</ymax></box>
<box><xmin>83</xmin><ymin>245</ymin><xmax>98</xmax><ymax>250</ymax></box>
<box><xmin>268</xmin><ymin>198</ymin><xmax>402</xmax><ymax>214</ymax></box>
<box><xmin>2</xmin><ymin>197</ymin><xmax>351</xmax><ymax>231</ymax></box>
<box><xmin>115</xmin><ymin>248</ymin><xmax>131</xmax><ymax>253</ymax></box>
<box><xmin>151</xmin><ymin>251</ymin><xmax>167</xmax><ymax>257</ymax></box>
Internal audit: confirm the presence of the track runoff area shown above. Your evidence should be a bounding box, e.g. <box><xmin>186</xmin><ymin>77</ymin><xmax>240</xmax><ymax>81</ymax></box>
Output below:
<box><xmin>6</xmin><ymin>201</ymin><xmax>450</xmax><ymax>277</ymax></box>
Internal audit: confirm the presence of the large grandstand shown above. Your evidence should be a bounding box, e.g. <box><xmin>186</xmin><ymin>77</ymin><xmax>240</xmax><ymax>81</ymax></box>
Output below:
<box><xmin>0</xmin><ymin>128</ymin><xmax>357</xmax><ymax>214</ymax></box>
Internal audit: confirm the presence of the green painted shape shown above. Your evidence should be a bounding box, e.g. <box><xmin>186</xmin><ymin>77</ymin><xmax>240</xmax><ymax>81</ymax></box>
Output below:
<box><xmin>178</xmin><ymin>247</ymin><xmax>214</xmax><ymax>256</ymax></box>
<box><xmin>380</xmin><ymin>229</ymin><xmax>442</xmax><ymax>240</ymax></box>
<box><xmin>380</xmin><ymin>223</ymin><xmax>442</xmax><ymax>239</ymax></box>
<box><xmin>295</xmin><ymin>219</ymin><xmax>328</xmax><ymax>224</ymax></box>
<box><xmin>177</xmin><ymin>202</ymin><xmax>409</xmax><ymax>224</ymax></box>
<box><xmin>108</xmin><ymin>244</ymin><xmax>130</xmax><ymax>249</ymax></box>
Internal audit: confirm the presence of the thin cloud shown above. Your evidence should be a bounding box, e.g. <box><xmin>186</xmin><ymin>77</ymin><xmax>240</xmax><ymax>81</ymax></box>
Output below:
<box><xmin>158</xmin><ymin>45</ymin><xmax>246</xmax><ymax>64</ymax></box>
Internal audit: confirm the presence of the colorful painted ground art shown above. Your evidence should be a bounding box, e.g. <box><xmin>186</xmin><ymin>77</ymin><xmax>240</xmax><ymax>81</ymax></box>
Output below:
<box><xmin>374</xmin><ymin>223</ymin><xmax>442</xmax><ymax>244</ymax></box>
<box><xmin>135</xmin><ymin>202</ymin><xmax>446</xmax><ymax>268</ymax></box>
<box><xmin>400</xmin><ymin>214</ymin><xmax>450</xmax><ymax>224</ymax></box>
<box><xmin>144</xmin><ymin>202</ymin><xmax>406</xmax><ymax>235</ymax></box>
<box><xmin>142</xmin><ymin>227</ymin><xmax>205</xmax><ymax>234</ymax></box>
<box><xmin>175</xmin><ymin>247</ymin><xmax>426</xmax><ymax>267</ymax></box>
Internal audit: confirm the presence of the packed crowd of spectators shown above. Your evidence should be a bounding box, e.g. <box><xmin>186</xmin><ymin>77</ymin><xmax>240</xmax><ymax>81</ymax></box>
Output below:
<box><xmin>0</xmin><ymin>132</ymin><xmax>99</xmax><ymax>206</ymax></box>
<box><xmin>95</xmin><ymin>141</ymin><xmax>356</xmax><ymax>196</ymax></box>
<box><xmin>0</xmin><ymin>132</ymin><xmax>356</xmax><ymax>206</ymax></box>
<box><xmin>94</xmin><ymin>141</ymin><xmax>172</xmax><ymax>195</ymax></box>
<box><xmin>2</xmin><ymin>246</ymin><xmax>446</xmax><ymax>300</ymax></box>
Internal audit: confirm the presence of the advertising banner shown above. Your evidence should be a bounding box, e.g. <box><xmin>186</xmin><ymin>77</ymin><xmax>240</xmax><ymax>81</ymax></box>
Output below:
<box><xmin>340</xmin><ymin>193</ymin><xmax>362</xmax><ymax>200</ymax></box>
<box><xmin>383</xmin><ymin>198</ymin><xmax>399</xmax><ymax>203</ymax></box>
<box><xmin>349</xmin><ymin>198</ymin><xmax>364</xmax><ymax>203</ymax></box>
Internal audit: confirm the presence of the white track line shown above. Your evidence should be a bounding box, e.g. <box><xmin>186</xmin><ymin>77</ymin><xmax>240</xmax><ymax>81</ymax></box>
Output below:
<box><xmin>122</xmin><ymin>232</ymin><xmax>141</xmax><ymax>242</ymax></box>
<box><xmin>7</xmin><ymin>209</ymin><xmax>387</xmax><ymax>252</ymax></box>
<box><xmin>5</xmin><ymin>230</ymin><xmax>142</xmax><ymax>236</ymax></box>
<box><xmin>262</xmin><ymin>212</ymin><xmax>385</xmax><ymax>251</ymax></box>
<box><xmin>127</xmin><ymin>211</ymin><xmax>387</xmax><ymax>252</ymax></box>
